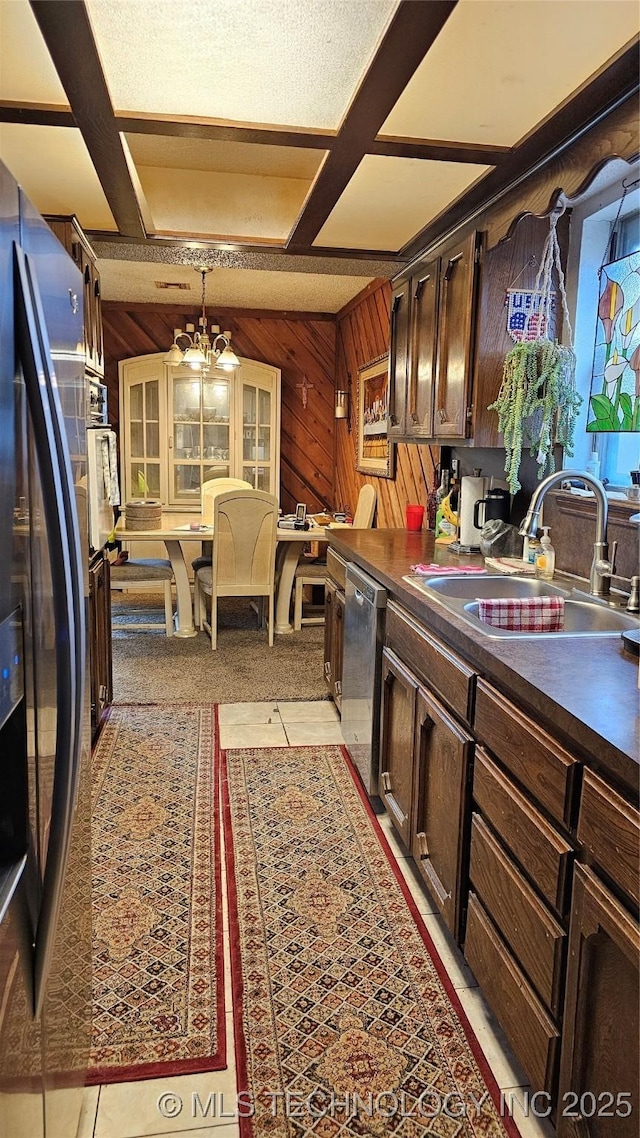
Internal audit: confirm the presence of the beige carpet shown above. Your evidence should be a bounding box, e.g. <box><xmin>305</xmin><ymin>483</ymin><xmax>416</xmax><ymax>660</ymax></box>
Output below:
<box><xmin>111</xmin><ymin>593</ymin><xmax>328</xmax><ymax>704</ymax></box>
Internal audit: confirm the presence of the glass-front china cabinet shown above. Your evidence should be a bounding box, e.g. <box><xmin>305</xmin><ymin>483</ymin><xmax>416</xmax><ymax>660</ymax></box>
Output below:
<box><xmin>119</xmin><ymin>354</ymin><xmax>280</xmax><ymax>508</ymax></box>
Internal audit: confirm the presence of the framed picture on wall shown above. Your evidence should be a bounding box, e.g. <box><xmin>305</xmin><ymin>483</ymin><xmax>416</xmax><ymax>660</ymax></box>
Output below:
<box><xmin>356</xmin><ymin>353</ymin><xmax>395</xmax><ymax>479</ymax></box>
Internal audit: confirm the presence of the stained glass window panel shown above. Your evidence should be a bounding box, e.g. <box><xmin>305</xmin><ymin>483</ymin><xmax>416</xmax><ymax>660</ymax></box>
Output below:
<box><xmin>588</xmin><ymin>251</ymin><xmax>640</xmax><ymax>432</ymax></box>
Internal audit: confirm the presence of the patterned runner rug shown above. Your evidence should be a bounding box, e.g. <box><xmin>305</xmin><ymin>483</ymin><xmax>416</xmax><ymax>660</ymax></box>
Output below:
<box><xmin>223</xmin><ymin>744</ymin><xmax>520</xmax><ymax>1137</ymax></box>
<box><xmin>88</xmin><ymin>704</ymin><xmax>225</xmax><ymax>1083</ymax></box>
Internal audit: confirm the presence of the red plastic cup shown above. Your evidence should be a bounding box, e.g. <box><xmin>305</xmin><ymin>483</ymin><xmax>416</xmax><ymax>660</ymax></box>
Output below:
<box><xmin>405</xmin><ymin>504</ymin><xmax>425</xmax><ymax>531</ymax></box>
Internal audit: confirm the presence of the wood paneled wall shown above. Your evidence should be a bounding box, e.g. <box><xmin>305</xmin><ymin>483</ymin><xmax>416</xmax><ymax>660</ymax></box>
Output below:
<box><xmin>335</xmin><ymin>280</ymin><xmax>438</xmax><ymax>528</ymax></box>
<box><xmin>102</xmin><ymin>302</ymin><xmax>336</xmax><ymax>513</ymax></box>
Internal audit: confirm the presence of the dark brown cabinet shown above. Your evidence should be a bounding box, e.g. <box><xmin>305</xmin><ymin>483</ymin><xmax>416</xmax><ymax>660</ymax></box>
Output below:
<box><xmin>379</xmin><ymin>615</ymin><xmax>474</xmax><ymax>940</ymax></box>
<box><xmin>433</xmin><ymin>233</ymin><xmax>480</xmax><ymax>438</ymax></box>
<box><xmin>387</xmin><ymin>280</ymin><xmax>411</xmax><ymax>439</ymax></box>
<box><xmin>379</xmin><ymin>648</ymin><xmax>416</xmax><ymax>847</ymax></box>
<box><xmin>89</xmin><ymin>550</ymin><xmax>112</xmax><ymax>740</ymax></box>
<box><xmin>324</xmin><ymin>574</ymin><xmax>345</xmax><ymax>711</ymax></box>
<box><xmin>45</xmin><ymin>215</ymin><xmax>104</xmax><ymax>378</ymax></box>
<box><xmin>412</xmin><ymin>686</ymin><xmax>473</xmax><ymax>938</ymax></box>
<box><xmin>406</xmin><ymin>260</ymin><xmax>439</xmax><ymax>438</ymax></box>
<box><xmin>387</xmin><ymin>231</ymin><xmax>481</xmax><ymax>441</ymax></box>
<box><xmin>557</xmin><ymin>865</ymin><xmax>639</xmax><ymax>1137</ymax></box>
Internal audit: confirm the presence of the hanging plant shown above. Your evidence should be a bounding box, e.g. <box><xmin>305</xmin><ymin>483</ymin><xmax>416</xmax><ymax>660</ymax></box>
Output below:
<box><xmin>488</xmin><ymin>206</ymin><xmax>582</xmax><ymax>494</ymax></box>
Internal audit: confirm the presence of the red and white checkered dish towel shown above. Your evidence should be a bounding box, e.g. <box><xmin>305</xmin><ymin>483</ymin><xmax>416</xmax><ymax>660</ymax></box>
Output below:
<box><xmin>477</xmin><ymin>596</ymin><xmax>565</xmax><ymax>632</ymax></box>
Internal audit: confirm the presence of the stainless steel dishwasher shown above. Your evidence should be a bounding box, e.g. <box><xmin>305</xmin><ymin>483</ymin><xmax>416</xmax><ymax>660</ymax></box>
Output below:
<box><xmin>342</xmin><ymin>563</ymin><xmax>387</xmax><ymax>795</ymax></box>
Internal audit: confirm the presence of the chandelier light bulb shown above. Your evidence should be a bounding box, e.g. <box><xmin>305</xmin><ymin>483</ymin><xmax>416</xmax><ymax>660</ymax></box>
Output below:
<box><xmin>164</xmin><ymin>268</ymin><xmax>239</xmax><ymax>371</ymax></box>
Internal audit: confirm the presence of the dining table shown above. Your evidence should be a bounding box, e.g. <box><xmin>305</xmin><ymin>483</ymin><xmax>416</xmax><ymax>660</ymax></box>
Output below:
<box><xmin>116</xmin><ymin>513</ymin><xmax>328</xmax><ymax>638</ymax></box>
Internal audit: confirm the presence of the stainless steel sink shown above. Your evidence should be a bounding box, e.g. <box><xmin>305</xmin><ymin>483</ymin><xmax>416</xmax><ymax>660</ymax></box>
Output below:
<box><xmin>411</xmin><ymin>575</ymin><xmax>570</xmax><ymax>600</ymax></box>
<box><xmin>402</xmin><ymin>574</ymin><xmax>640</xmax><ymax>639</ymax></box>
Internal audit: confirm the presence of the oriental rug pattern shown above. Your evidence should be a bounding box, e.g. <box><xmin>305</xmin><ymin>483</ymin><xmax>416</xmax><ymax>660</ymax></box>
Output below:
<box><xmin>88</xmin><ymin>704</ymin><xmax>225</xmax><ymax>1083</ymax></box>
<box><xmin>223</xmin><ymin>745</ymin><xmax>520</xmax><ymax>1137</ymax></box>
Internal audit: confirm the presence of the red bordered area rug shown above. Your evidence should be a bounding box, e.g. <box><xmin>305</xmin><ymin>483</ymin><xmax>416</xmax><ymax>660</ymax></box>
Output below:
<box><xmin>222</xmin><ymin>742</ymin><xmax>521</xmax><ymax>1137</ymax></box>
<box><xmin>88</xmin><ymin>704</ymin><xmax>225</xmax><ymax>1084</ymax></box>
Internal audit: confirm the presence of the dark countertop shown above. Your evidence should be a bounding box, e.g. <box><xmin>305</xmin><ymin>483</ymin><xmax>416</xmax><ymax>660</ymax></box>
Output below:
<box><xmin>328</xmin><ymin>529</ymin><xmax>640</xmax><ymax>798</ymax></box>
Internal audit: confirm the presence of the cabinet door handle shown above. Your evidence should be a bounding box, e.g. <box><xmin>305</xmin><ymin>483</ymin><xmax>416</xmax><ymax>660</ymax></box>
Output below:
<box><xmin>381</xmin><ymin>771</ymin><xmax>392</xmax><ymax>793</ymax></box>
<box><xmin>324</xmin><ymin>661</ymin><xmax>331</xmax><ymax>679</ymax></box>
<box><xmin>416</xmin><ymin>831</ymin><xmax>429</xmax><ymax>858</ymax></box>
<box><xmin>388</xmin><ymin>294</ymin><xmax>402</xmax><ymax>426</ymax></box>
<box><xmin>334</xmin><ymin>680</ymin><xmax>341</xmax><ymax>696</ymax></box>
<box><xmin>409</xmin><ymin>274</ymin><xmax>430</xmax><ymax>423</ymax></box>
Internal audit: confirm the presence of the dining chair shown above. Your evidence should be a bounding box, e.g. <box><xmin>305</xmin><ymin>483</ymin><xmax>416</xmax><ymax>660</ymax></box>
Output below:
<box><xmin>111</xmin><ymin>558</ymin><xmax>175</xmax><ymax>636</ymax></box>
<box><xmin>293</xmin><ymin>484</ymin><xmax>377</xmax><ymax>630</ymax></box>
<box><xmin>194</xmin><ymin>489</ymin><xmax>279</xmax><ymax>649</ymax></box>
<box><xmin>191</xmin><ymin>477</ymin><xmax>253</xmax><ymax>575</ymax></box>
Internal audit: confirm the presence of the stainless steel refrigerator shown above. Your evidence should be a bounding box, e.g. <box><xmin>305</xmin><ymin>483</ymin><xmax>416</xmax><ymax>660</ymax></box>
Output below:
<box><xmin>0</xmin><ymin>160</ymin><xmax>92</xmax><ymax>1138</ymax></box>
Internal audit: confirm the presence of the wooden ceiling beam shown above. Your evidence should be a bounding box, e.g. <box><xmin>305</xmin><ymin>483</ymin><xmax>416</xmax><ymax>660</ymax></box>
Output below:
<box><xmin>115</xmin><ymin>112</ymin><xmax>336</xmax><ymax>150</ymax></box>
<box><xmin>371</xmin><ymin>136</ymin><xmax>510</xmax><ymax>165</ymax></box>
<box><xmin>0</xmin><ymin>102</ymin><xmax>509</xmax><ymax>166</ymax></box>
<box><xmin>285</xmin><ymin>0</ymin><xmax>458</xmax><ymax>250</ymax></box>
<box><xmin>400</xmin><ymin>39</ymin><xmax>640</xmax><ymax>262</ymax></box>
<box><xmin>0</xmin><ymin>100</ymin><xmax>76</xmax><ymax>128</ymax></box>
<box><xmin>29</xmin><ymin>0</ymin><xmax>145</xmax><ymax>239</ymax></box>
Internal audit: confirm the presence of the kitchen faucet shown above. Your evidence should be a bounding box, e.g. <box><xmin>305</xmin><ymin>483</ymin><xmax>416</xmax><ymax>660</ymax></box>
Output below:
<box><xmin>519</xmin><ymin>470</ymin><xmax>617</xmax><ymax>597</ymax></box>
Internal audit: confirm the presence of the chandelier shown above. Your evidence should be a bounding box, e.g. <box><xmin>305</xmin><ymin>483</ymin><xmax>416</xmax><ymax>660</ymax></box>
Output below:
<box><xmin>164</xmin><ymin>267</ymin><xmax>240</xmax><ymax>374</ymax></box>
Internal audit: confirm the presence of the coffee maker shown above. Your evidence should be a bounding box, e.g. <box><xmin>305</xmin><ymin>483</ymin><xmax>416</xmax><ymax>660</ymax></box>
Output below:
<box><xmin>454</xmin><ymin>475</ymin><xmax>510</xmax><ymax>552</ymax></box>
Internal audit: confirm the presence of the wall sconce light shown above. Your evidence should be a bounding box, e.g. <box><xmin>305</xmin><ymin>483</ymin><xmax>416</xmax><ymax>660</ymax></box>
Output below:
<box><xmin>335</xmin><ymin>390</ymin><xmax>349</xmax><ymax>419</ymax></box>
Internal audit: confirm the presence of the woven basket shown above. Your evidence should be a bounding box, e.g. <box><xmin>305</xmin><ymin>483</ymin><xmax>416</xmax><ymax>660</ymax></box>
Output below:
<box><xmin>124</xmin><ymin>499</ymin><xmax>162</xmax><ymax>530</ymax></box>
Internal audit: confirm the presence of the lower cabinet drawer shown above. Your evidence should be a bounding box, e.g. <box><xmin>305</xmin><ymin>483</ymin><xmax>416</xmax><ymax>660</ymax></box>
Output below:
<box><xmin>470</xmin><ymin>814</ymin><xmax>566</xmax><ymax>1015</ymax></box>
<box><xmin>386</xmin><ymin>602</ymin><xmax>475</xmax><ymax>724</ymax></box>
<box><xmin>577</xmin><ymin>770</ymin><xmax>640</xmax><ymax>907</ymax></box>
<box><xmin>474</xmin><ymin>748</ymin><xmax>573</xmax><ymax>916</ymax></box>
<box><xmin>465</xmin><ymin>892</ymin><xmax>560</xmax><ymax>1094</ymax></box>
<box><xmin>474</xmin><ymin>679</ymin><xmax>579</xmax><ymax>828</ymax></box>
<box><xmin>327</xmin><ymin>548</ymin><xmax>347</xmax><ymax>590</ymax></box>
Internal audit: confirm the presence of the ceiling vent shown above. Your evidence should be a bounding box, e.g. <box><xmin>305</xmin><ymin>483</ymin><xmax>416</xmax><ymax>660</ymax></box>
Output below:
<box><xmin>154</xmin><ymin>280</ymin><xmax>191</xmax><ymax>290</ymax></box>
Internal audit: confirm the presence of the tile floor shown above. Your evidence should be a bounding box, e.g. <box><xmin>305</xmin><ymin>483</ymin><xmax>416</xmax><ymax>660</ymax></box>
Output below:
<box><xmin>80</xmin><ymin>701</ymin><xmax>555</xmax><ymax>1138</ymax></box>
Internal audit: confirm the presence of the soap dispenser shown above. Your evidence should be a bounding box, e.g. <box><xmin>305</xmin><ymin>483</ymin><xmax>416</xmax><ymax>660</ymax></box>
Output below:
<box><xmin>535</xmin><ymin>527</ymin><xmax>555</xmax><ymax>581</ymax></box>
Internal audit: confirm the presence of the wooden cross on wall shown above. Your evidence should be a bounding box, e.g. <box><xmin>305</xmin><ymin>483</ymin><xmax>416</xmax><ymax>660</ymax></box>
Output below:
<box><xmin>296</xmin><ymin>374</ymin><xmax>315</xmax><ymax>409</ymax></box>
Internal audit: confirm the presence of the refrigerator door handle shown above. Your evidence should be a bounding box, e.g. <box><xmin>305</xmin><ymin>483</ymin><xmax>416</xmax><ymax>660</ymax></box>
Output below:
<box><xmin>14</xmin><ymin>244</ymin><xmax>86</xmax><ymax>1018</ymax></box>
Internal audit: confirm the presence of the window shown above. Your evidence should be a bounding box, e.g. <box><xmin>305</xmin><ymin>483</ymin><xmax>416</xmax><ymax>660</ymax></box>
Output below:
<box><xmin>568</xmin><ymin>168</ymin><xmax>640</xmax><ymax>487</ymax></box>
<box><xmin>592</xmin><ymin>210</ymin><xmax>640</xmax><ymax>483</ymax></box>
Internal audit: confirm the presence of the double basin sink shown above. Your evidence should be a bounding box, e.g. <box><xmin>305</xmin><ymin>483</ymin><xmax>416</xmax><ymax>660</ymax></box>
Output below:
<box><xmin>402</xmin><ymin>574</ymin><xmax>640</xmax><ymax>639</ymax></box>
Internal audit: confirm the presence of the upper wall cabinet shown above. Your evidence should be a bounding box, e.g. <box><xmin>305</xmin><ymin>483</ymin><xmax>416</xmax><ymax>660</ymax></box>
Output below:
<box><xmin>389</xmin><ymin>231</ymin><xmax>481</xmax><ymax>442</ymax></box>
<box><xmin>119</xmin><ymin>353</ymin><xmax>281</xmax><ymax>508</ymax></box>
<box><xmin>45</xmin><ymin>215</ymin><xmax>104</xmax><ymax>378</ymax></box>
<box><xmin>387</xmin><ymin>213</ymin><xmax>570</xmax><ymax>446</ymax></box>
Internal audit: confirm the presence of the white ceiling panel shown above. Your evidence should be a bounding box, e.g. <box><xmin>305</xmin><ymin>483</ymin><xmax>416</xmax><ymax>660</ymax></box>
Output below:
<box><xmin>138</xmin><ymin>165</ymin><xmax>311</xmax><ymax>240</ymax></box>
<box><xmin>0</xmin><ymin>0</ymin><xmax>68</xmax><ymax>104</ymax></box>
<box><xmin>315</xmin><ymin>155</ymin><xmax>490</xmax><ymax>251</ymax></box>
<box><xmin>126</xmin><ymin>134</ymin><xmax>325</xmax><ymax>179</ymax></box>
<box><xmin>382</xmin><ymin>1</ymin><xmax>640</xmax><ymax>147</ymax></box>
<box><xmin>99</xmin><ymin>260</ymin><xmax>371</xmax><ymax>312</ymax></box>
<box><xmin>86</xmin><ymin>0</ymin><xmax>396</xmax><ymax>129</ymax></box>
<box><xmin>0</xmin><ymin>123</ymin><xmax>116</xmax><ymax>230</ymax></box>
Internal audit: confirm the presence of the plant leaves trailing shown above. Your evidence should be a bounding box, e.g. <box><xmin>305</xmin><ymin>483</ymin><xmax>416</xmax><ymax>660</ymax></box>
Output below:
<box><xmin>488</xmin><ymin>339</ymin><xmax>582</xmax><ymax>494</ymax></box>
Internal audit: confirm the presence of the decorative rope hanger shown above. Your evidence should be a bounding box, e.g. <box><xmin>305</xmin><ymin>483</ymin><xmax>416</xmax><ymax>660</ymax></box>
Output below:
<box><xmin>488</xmin><ymin>201</ymin><xmax>582</xmax><ymax>494</ymax></box>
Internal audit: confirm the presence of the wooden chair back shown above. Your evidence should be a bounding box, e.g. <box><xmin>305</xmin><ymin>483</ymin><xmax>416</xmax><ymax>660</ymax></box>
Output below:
<box><xmin>353</xmin><ymin>483</ymin><xmax>377</xmax><ymax>528</ymax></box>
<box><xmin>213</xmin><ymin>489</ymin><xmax>278</xmax><ymax>596</ymax></box>
<box><xmin>201</xmin><ymin>477</ymin><xmax>252</xmax><ymax>524</ymax></box>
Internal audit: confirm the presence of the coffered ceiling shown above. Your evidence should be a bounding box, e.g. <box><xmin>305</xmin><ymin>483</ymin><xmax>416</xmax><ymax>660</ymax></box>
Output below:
<box><xmin>0</xmin><ymin>0</ymin><xmax>638</xmax><ymax>312</ymax></box>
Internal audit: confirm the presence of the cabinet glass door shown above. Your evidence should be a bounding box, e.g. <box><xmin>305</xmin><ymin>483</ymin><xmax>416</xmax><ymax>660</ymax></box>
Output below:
<box><xmin>169</xmin><ymin>370</ymin><xmax>232</xmax><ymax>504</ymax></box>
<box><xmin>126</xmin><ymin>378</ymin><xmax>161</xmax><ymax>498</ymax></box>
<box><xmin>242</xmin><ymin>381</ymin><xmax>273</xmax><ymax>493</ymax></box>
